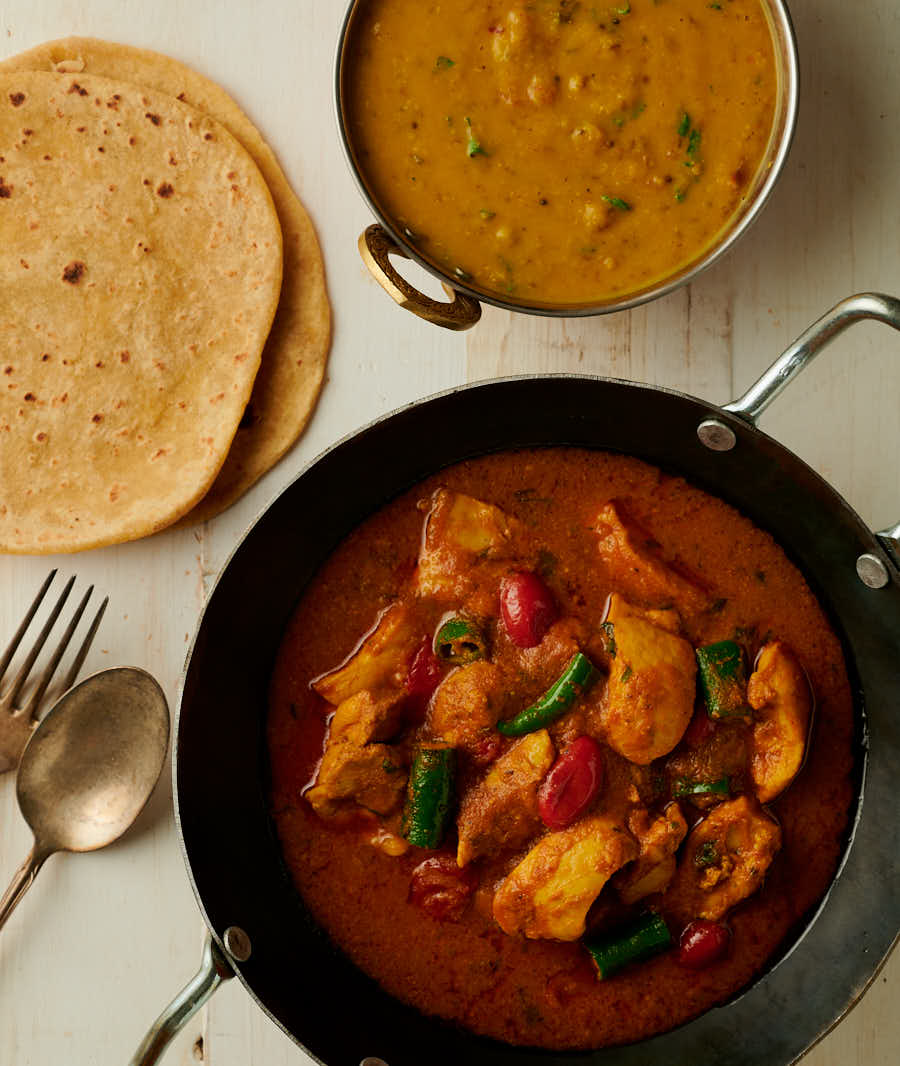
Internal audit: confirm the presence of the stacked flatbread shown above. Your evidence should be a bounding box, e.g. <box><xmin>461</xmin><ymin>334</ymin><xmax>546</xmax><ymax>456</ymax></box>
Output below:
<box><xmin>0</xmin><ymin>39</ymin><xmax>331</xmax><ymax>553</ymax></box>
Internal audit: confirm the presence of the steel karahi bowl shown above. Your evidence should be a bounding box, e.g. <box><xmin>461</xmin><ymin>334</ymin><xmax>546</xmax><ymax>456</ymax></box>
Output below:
<box><xmin>335</xmin><ymin>0</ymin><xmax>799</xmax><ymax>330</ymax></box>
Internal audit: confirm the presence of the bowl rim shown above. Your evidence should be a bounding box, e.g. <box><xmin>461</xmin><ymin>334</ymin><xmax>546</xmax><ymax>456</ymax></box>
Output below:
<box><xmin>333</xmin><ymin>0</ymin><xmax>801</xmax><ymax>317</ymax></box>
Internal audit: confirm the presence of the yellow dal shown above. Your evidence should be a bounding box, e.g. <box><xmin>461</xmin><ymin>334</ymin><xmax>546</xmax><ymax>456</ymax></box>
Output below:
<box><xmin>346</xmin><ymin>0</ymin><xmax>777</xmax><ymax>306</ymax></box>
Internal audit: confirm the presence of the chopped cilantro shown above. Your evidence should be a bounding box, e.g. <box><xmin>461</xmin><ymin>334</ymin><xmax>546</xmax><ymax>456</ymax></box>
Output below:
<box><xmin>677</xmin><ymin>111</ymin><xmax>691</xmax><ymax>138</ymax></box>
<box><xmin>435</xmin><ymin>55</ymin><xmax>455</xmax><ymax>70</ymax></box>
<box><xmin>602</xmin><ymin>194</ymin><xmax>632</xmax><ymax>211</ymax></box>
<box><xmin>464</xmin><ymin>116</ymin><xmax>487</xmax><ymax>158</ymax></box>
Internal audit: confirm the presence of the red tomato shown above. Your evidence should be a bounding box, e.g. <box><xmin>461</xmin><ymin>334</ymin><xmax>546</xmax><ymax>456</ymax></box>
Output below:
<box><xmin>406</xmin><ymin>638</ymin><xmax>444</xmax><ymax>710</ymax></box>
<box><xmin>677</xmin><ymin>919</ymin><xmax>731</xmax><ymax>969</ymax></box>
<box><xmin>538</xmin><ymin>736</ymin><xmax>604</xmax><ymax>830</ymax></box>
<box><xmin>500</xmin><ymin>571</ymin><xmax>558</xmax><ymax>648</ymax></box>
<box><xmin>408</xmin><ymin>856</ymin><xmax>477</xmax><ymax>921</ymax></box>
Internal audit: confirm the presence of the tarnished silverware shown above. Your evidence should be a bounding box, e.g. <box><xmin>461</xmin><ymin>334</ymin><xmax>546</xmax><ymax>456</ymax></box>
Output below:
<box><xmin>0</xmin><ymin>570</ymin><xmax>108</xmax><ymax>773</ymax></box>
<box><xmin>0</xmin><ymin>667</ymin><xmax>169</xmax><ymax>934</ymax></box>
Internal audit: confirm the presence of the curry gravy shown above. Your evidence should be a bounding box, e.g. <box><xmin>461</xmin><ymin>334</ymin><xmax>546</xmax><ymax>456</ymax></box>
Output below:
<box><xmin>269</xmin><ymin>448</ymin><xmax>854</xmax><ymax>1049</ymax></box>
<box><xmin>345</xmin><ymin>0</ymin><xmax>778</xmax><ymax>306</ymax></box>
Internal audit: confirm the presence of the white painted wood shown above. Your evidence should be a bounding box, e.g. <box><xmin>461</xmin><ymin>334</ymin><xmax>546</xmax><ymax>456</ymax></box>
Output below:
<box><xmin>0</xmin><ymin>0</ymin><xmax>895</xmax><ymax>1064</ymax></box>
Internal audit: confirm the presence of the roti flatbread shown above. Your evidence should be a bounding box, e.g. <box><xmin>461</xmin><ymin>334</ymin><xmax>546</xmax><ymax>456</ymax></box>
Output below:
<box><xmin>1</xmin><ymin>37</ymin><xmax>332</xmax><ymax>522</ymax></box>
<box><xmin>0</xmin><ymin>70</ymin><xmax>283</xmax><ymax>552</ymax></box>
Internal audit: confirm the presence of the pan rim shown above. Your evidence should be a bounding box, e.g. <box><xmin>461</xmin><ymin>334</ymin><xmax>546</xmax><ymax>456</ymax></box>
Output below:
<box><xmin>174</xmin><ymin>374</ymin><xmax>899</xmax><ymax>1065</ymax></box>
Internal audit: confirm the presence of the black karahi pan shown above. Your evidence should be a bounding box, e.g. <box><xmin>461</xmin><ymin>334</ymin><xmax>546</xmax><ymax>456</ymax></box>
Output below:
<box><xmin>131</xmin><ymin>293</ymin><xmax>900</xmax><ymax>1066</ymax></box>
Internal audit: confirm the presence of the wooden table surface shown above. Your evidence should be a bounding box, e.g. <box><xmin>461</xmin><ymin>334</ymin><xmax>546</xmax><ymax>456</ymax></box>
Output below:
<box><xmin>0</xmin><ymin>1</ymin><xmax>897</xmax><ymax>1063</ymax></box>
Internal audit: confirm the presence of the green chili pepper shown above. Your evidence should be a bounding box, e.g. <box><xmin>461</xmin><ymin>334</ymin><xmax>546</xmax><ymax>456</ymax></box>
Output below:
<box><xmin>585</xmin><ymin>912</ymin><xmax>672</xmax><ymax>979</ymax></box>
<box><xmin>401</xmin><ymin>746</ymin><xmax>456</xmax><ymax>849</ymax></box>
<box><xmin>696</xmin><ymin>640</ymin><xmax>750</xmax><ymax>718</ymax></box>
<box><xmin>673</xmin><ymin>775</ymin><xmax>730</xmax><ymax>798</ymax></box>
<box><xmin>433</xmin><ymin>617</ymin><xmax>487</xmax><ymax>664</ymax></box>
<box><xmin>498</xmin><ymin>652</ymin><xmax>597</xmax><ymax>736</ymax></box>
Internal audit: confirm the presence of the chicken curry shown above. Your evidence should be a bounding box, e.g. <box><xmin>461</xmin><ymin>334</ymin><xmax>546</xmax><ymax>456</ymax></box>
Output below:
<box><xmin>268</xmin><ymin>448</ymin><xmax>855</xmax><ymax>1048</ymax></box>
<box><xmin>345</xmin><ymin>0</ymin><xmax>778</xmax><ymax>306</ymax></box>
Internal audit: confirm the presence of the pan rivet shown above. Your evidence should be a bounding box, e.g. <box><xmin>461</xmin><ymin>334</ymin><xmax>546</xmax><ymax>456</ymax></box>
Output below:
<box><xmin>697</xmin><ymin>419</ymin><xmax>736</xmax><ymax>452</ymax></box>
<box><xmin>223</xmin><ymin>926</ymin><xmax>252</xmax><ymax>962</ymax></box>
<box><xmin>856</xmin><ymin>553</ymin><xmax>890</xmax><ymax>589</ymax></box>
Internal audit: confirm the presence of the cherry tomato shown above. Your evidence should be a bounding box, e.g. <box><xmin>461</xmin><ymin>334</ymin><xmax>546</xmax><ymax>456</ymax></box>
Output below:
<box><xmin>500</xmin><ymin>571</ymin><xmax>558</xmax><ymax>648</ymax></box>
<box><xmin>408</xmin><ymin>856</ymin><xmax>477</xmax><ymax>921</ymax></box>
<box><xmin>677</xmin><ymin>919</ymin><xmax>731</xmax><ymax>969</ymax></box>
<box><xmin>406</xmin><ymin>638</ymin><xmax>444</xmax><ymax>711</ymax></box>
<box><xmin>538</xmin><ymin>736</ymin><xmax>604</xmax><ymax>830</ymax></box>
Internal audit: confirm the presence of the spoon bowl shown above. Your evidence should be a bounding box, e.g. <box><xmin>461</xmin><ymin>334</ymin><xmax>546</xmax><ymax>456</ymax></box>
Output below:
<box><xmin>0</xmin><ymin>667</ymin><xmax>169</xmax><ymax>932</ymax></box>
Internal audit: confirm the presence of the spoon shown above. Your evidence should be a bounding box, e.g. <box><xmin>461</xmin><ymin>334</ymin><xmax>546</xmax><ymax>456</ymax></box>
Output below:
<box><xmin>0</xmin><ymin>667</ymin><xmax>169</xmax><ymax>933</ymax></box>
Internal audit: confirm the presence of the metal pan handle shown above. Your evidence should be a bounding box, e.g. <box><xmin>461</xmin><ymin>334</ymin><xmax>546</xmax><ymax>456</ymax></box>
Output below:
<box><xmin>359</xmin><ymin>224</ymin><xmax>482</xmax><ymax>331</ymax></box>
<box><xmin>129</xmin><ymin>929</ymin><xmax>248</xmax><ymax>1065</ymax></box>
<box><xmin>697</xmin><ymin>292</ymin><xmax>900</xmax><ymax>576</ymax></box>
<box><xmin>722</xmin><ymin>292</ymin><xmax>900</xmax><ymax>423</ymax></box>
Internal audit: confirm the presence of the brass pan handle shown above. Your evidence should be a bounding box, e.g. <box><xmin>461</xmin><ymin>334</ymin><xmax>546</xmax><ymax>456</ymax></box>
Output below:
<box><xmin>697</xmin><ymin>292</ymin><xmax>900</xmax><ymax>579</ymax></box>
<box><xmin>359</xmin><ymin>224</ymin><xmax>482</xmax><ymax>331</ymax></box>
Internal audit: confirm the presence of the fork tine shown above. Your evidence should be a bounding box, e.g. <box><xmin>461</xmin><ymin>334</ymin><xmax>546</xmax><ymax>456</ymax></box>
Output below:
<box><xmin>3</xmin><ymin>574</ymin><xmax>75</xmax><ymax>709</ymax></box>
<box><xmin>19</xmin><ymin>585</ymin><xmax>94</xmax><ymax>720</ymax></box>
<box><xmin>59</xmin><ymin>595</ymin><xmax>108</xmax><ymax>694</ymax></box>
<box><xmin>0</xmin><ymin>569</ymin><xmax>57</xmax><ymax>685</ymax></box>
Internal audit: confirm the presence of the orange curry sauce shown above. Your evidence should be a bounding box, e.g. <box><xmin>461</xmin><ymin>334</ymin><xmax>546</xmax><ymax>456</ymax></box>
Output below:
<box><xmin>268</xmin><ymin>449</ymin><xmax>854</xmax><ymax>1049</ymax></box>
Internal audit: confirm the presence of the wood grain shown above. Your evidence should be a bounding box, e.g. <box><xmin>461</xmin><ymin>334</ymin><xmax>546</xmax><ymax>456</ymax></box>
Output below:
<box><xmin>0</xmin><ymin>0</ymin><xmax>896</xmax><ymax>1064</ymax></box>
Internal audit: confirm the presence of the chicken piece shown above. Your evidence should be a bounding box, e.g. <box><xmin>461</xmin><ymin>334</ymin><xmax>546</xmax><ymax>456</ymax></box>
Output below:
<box><xmin>429</xmin><ymin>660</ymin><xmax>503</xmax><ymax>756</ymax></box>
<box><xmin>416</xmin><ymin>489</ymin><xmax>525</xmax><ymax>607</ymax></box>
<box><xmin>456</xmin><ymin>730</ymin><xmax>556</xmax><ymax>867</ymax></box>
<box><xmin>492</xmin><ymin>814</ymin><xmax>638</xmax><ymax>941</ymax></box>
<box><xmin>665</xmin><ymin>794</ymin><xmax>781</xmax><ymax>922</ymax></box>
<box><xmin>508</xmin><ymin>616</ymin><xmax>587</xmax><ymax>688</ymax></box>
<box><xmin>666</xmin><ymin>720</ymin><xmax>751</xmax><ymax>796</ymax></box>
<box><xmin>614</xmin><ymin>803</ymin><xmax>688</xmax><ymax>905</ymax></box>
<box><xmin>305</xmin><ymin>690</ymin><xmax>407</xmax><ymax>819</ymax></box>
<box><xmin>595</xmin><ymin>500</ymin><xmax>708</xmax><ymax>613</ymax></box>
<box><xmin>600</xmin><ymin>594</ymin><xmax>696</xmax><ymax>764</ymax></box>
<box><xmin>313</xmin><ymin>603</ymin><xmax>419</xmax><ymax>706</ymax></box>
<box><xmin>747</xmin><ymin>641</ymin><xmax>812</xmax><ymax>802</ymax></box>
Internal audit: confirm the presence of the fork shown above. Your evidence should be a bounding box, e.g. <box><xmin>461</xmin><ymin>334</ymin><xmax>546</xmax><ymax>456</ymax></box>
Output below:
<box><xmin>0</xmin><ymin>571</ymin><xmax>108</xmax><ymax>774</ymax></box>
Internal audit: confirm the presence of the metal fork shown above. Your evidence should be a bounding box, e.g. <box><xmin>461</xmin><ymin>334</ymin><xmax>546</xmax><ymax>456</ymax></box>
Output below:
<box><xmin>0</xmin><ymin>571</ymin><xmax>108</xmax><ymax>774</ymax></box>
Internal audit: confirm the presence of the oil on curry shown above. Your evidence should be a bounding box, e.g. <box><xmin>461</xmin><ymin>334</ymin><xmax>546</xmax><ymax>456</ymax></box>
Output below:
<box><xmin>269</xmin><ymin>448</ymin><xmax>855</xmax><ymax>1049</ymax></box>
<box><xmin>344</xmin><ymin>0</ymin><xmax>778</xmax><ymax>306</ymax></box>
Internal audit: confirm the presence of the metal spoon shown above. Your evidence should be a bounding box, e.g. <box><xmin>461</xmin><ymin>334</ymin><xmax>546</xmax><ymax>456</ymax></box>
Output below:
<box><xmin>0</xmin><ymin>667</ymin><xmax>169</xmax><ymax>932</ymax></box>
